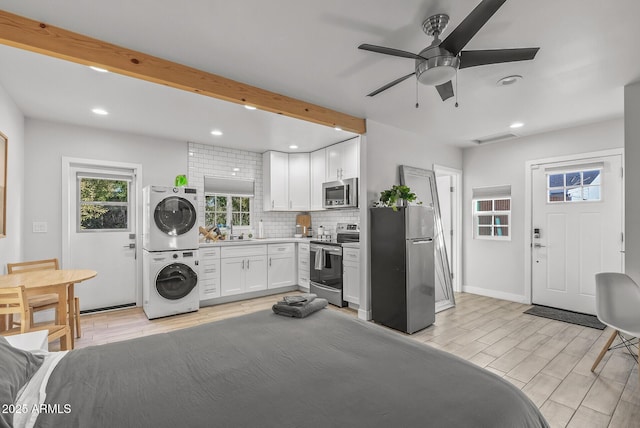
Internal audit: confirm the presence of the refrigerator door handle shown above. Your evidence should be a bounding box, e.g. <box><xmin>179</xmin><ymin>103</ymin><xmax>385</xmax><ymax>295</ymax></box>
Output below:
<box><xmin>411</xmin><ymin>239</ymin><xmax>433</xmax><ymax>244</ymax></box>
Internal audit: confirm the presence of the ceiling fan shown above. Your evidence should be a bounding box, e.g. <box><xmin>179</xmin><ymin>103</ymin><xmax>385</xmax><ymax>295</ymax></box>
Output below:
<box><xmin>358</xmin><ymin>0</ymin><xmax>539</xmax><ymax>101</ymax></box>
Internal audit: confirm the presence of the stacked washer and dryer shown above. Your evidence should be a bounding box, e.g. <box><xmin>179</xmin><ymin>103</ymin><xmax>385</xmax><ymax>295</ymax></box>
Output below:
<box><xmin>142</xmin><ymin>185</ymin><xmax>200</xmax><ymax>319</ymax></box>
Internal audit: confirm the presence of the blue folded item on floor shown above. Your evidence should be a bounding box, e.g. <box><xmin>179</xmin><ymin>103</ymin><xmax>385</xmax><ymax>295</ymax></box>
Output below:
<box><xmin>272</xmin><ymin>297</ymin><xmax>328</xmax><ymax>318</ymax></box>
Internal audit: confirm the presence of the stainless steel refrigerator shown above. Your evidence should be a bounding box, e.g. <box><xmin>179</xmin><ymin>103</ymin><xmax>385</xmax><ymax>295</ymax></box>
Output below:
<box><xmin>370</xmin><ymin>205</ymin><xmax>435</xmax><ymax>334</ymax></box>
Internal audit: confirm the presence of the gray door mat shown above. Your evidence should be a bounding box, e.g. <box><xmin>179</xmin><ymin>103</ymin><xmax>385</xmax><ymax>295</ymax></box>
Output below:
<box><xmin>524</xmin><ymin>305</ymin><xmax>606</xmax><ymax>330</ymax></box>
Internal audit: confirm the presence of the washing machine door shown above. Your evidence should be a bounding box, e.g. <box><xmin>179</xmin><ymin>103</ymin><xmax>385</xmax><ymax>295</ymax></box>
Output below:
<box><xmin>154</xmin><ymin>196</ymin><xmax>197</xmax><ymax>236</ymax></box>
<box><xmin>156</xmin><ymin>263</ymin><xmax>198</xmax><ymax>300</ymax></box>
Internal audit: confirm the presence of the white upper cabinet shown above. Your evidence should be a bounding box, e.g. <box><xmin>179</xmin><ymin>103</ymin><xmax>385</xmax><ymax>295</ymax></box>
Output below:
<box><xmin>326</xmin><ymin>137</ymin><xmax>360</xmax><ymax>181</ymax></box>
<box><xmin>309</xmin><ymin>148</ymin><xmax>326</xmax><ymax>211</ymax></box>
<box><xmin>263</xmin><ymin>151</ymin><xmax>289</xmax><ymax>211</ymax></box>
<box><xmin>288</xmin><ymin>153</ymin><xmax>310</xmax><ymax>211</ymax></box>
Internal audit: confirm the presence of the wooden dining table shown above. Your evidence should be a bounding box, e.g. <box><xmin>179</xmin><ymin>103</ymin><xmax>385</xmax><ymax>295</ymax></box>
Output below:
<box><xmin>0</xmin><ymin>269</ymin><xmax>97</xmax><ymax>350</ymax></box>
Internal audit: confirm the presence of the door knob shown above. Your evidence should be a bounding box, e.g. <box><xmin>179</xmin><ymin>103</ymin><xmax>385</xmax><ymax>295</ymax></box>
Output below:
<box><xmin>533</xmin><ymin>243</ymin><xmax>546</xmax><ymax>248</ymax></box>
<box><xmin>123</xmin><ymin>243</ymin><xmax>135</xmax><ymax>249</ymax></box>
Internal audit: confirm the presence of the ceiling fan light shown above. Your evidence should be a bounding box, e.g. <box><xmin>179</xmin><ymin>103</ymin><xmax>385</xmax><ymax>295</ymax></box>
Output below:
<box><xmin>417</xmin><ymin>66</ymin><xmax>456</xmax><ymax>86</ymax></box>
<box><xmin>415</xmin><ymin>55</ymin><xmax>459</xmax><ymax>86</ymax></box>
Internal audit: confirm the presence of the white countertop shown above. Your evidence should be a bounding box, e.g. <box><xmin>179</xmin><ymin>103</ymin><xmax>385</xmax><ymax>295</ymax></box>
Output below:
<box><xmin>199</xmin><ymin>237</ymin><xmax>312</xmax><ymax>247</ymax></box>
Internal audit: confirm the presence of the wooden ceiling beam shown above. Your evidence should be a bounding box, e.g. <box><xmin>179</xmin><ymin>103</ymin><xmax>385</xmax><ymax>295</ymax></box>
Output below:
<box><xmin>0</xmin><ymin>10</ymin><xmax>366</xmax><ymax>134</ymax></box>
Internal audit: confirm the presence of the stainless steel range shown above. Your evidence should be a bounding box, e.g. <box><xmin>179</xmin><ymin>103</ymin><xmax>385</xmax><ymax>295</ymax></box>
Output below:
<box><xmin>309</xmin><ymin>223</ymin><xmax>359</xmax><ymax>307</ymax></box>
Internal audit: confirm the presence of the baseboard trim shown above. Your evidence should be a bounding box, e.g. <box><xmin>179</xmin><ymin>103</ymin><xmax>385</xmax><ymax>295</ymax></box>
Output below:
<box><xmin>462</xmin><ymin>286</ymin><xmax>529</xmax><ymax>304</ymax></box>
<box><xmin>358</xmin><ymin>308</ymin><xmax>371</xmax><ymax>320</ymax></box>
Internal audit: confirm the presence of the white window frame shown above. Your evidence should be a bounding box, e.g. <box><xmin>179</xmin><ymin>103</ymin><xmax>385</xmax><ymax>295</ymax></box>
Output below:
<box><xmin>546</xmin><ymin>167</ymin><xmax>603</xmax><ymax>204</ymax></box>
<box><xmin>204</xmin><ymin>193</ymin><xmax>253</xmax><ymax>232</ymax></box>
<box><xmin>76</xmin><ymin>174</ymin><xmax>132</xmax><ymax>233</ymax></box>
<box><xmin>473</xmin><ymin>197</ymin><xmax>511</xmax><ymax>241</ymax></box>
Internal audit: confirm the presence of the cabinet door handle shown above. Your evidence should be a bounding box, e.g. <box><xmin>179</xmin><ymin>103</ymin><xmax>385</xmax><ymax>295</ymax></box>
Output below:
<box><xmin>272</xmin><ymin>200</ymin><xmax>275</xmax><ymax>209</ymax></box>
<box><xmin>242</xmin><ymin>260</ymin><xmax>245</xmax><ymax>270</ymax></box>
<box><xmin>247</xmin><ymin>259</ymin><xmax>250</xmax><ymax>269</ymax></box>
<box><xmin>289</xmin><ymin>200</ymin><xmax>292</xmax><ymax>209</ymax></box>
<box><xmin>269</xmin><ymin>258</ymin><xmax>272</xmax><ymax>267</ymax></box>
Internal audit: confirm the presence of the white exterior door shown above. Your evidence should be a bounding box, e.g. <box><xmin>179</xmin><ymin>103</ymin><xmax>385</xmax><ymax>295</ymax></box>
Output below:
<box><xmin>531</xmin><ymin>154</ymin><xmax>623</xmax><ymax>314</ymax></box>
<box><xmin>64</xmin><ymin>159</ymin><xmax>140</xmax><ymax>311</ymax></box>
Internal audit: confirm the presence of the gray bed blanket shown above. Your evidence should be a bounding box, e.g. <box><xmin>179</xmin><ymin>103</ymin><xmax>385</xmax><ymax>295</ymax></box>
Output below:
<box><xmin>272</xmin><ymin>297</ymin><xmax>327</xmax><ymax>317</ymax></box>
<box><xmin>35</xmin><ymin>310</ymin><xmax>548</xmax><ymax>428</ymax></box>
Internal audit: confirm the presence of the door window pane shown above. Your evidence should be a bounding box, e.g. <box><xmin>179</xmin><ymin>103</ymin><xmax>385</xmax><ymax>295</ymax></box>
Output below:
<box><xmin>547</xmin><ymin>169</ymin><xmax>602</xmax><ymax>203</ymax></box>
<box><xmin>79</xmin><ymin>178</ymin><xmax>129</xmax><ymax>230</ymax></box>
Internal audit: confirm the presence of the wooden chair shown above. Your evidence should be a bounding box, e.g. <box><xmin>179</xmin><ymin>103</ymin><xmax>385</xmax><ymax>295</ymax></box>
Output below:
<box><xmin>7</xmin><ymin>259</ymin><xmax>82</xmax><ymax>338</ymax></box>
<box><xmin>0</xmin><ymin>286</ymin><xmax>71</xmax><ymax>350</ymax></box>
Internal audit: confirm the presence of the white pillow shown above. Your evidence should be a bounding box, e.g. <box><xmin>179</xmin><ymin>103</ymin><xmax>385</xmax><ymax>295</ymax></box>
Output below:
<box><xmin>4</xmin><ymin>330</ymin><xmax>49</xmax><ymax>353</ymax></box>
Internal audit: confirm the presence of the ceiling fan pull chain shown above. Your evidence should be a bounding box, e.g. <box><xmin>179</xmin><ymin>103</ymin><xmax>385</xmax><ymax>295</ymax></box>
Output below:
<box><xmin>415</xmin><ymin>79</ymin><xmax>420</xmax><ymax>109</ymax></box>
<box><xmin>455</xmin><ymin>68</ymin><xmax>459</xmax><ymax>108</ymax></box>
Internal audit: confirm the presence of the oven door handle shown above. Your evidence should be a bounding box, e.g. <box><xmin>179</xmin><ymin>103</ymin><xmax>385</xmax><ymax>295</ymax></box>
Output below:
<box><xmin>311</xmin><ymin>282</ymin><xmax>340</xmax><ymax>293</ymax></box>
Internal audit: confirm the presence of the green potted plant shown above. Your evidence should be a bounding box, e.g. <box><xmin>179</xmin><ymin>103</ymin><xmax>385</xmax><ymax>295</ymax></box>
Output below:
<box><xmin>378</xmin><ymin>185</ymin><xmax>420</xmax><ymax>211</ymax></box>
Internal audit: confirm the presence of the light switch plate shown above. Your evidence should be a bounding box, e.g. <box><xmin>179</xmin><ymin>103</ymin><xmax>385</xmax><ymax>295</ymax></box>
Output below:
<box><xmin>32</xmin><ymin>222</ymin><xmax>48</xmax><ymax>233</ymax></box>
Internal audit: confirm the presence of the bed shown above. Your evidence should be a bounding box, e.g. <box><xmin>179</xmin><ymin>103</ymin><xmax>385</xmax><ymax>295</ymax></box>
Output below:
<box><xmin>2</xmin><ymin>309</ymin><xmax>549</xmax><ymax>428</ymax></box>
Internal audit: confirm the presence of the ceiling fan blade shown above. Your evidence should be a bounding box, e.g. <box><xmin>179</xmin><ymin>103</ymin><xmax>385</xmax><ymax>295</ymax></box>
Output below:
<box><xmin>359</xmin><ymin>44</ymin><xmax>425</xmax><ymax>60</ymax></box>
<box><xmin>435</xmin><ymin>81</ymin><xmax>454</xmax><ymax>101</ymax></box>
<box><xmin>367</xmin><ymin>72</ymin><xmax>416</xmax><ymax>97</ymax></box>
<box><xmin>458</xmin><ymin>47</ymin><xmax>539</xmax><ymax>69</ymax></box>
<box><xmin>440</xmin><ymin>0</ymin><xmax>506</xmax><ymax>55</ymax></box>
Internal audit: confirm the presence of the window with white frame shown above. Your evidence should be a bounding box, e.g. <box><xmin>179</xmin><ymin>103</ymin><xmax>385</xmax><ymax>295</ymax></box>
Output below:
<box><xmin>546</xmin><ymin>168</ymin><xmax>601</xmax><ymax>203</ymax></box>
<box><xmin>472</xmin><ymin>185</ymin><xmax>511</xmax><ymax>240</ymax></box>
<box><xmin>203</xmin><ymin>175</ymin><xmax>255</xmax><ymax>231</ymax></box>
<box><xmin>204</xmin><ymin>194</ymin><xmax>251</xmax><ymax>228</ymax></box>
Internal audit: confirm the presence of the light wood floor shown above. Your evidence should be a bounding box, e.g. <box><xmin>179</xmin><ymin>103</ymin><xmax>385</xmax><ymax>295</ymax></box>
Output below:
<box><xmin>65</xmin><ymin>292</ymin><xmax>638</xmax><ymax>428</ymax></box>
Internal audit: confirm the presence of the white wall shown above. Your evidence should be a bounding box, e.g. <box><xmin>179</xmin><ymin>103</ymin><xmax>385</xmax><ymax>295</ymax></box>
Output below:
<box><xmin>362</xmin><ymin>120</ymin><xmax>462</xmax><ymax>318</ymax></box>
<box><xmin>624</xmin><ymin>82</ymin><xmax>640</xmax><ymax>283</ymax></box>
<box><xmin>0</xmin><ymin>85</ymin><xmax>25</xmax><ymax>271</ymax></box>
<box><xmin>462</xmin><ymin>118</ymin><xmax>624</xmax><ymax>301</ymax></box>
<box><xmin>21</xmin><ymin>118</ymin><xmax>188</xmax><ymax>263</ymax></box>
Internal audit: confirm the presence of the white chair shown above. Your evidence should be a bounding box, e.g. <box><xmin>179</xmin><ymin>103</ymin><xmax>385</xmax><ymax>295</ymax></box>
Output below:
<box><xmin>591</xmin><ymin>272</ymin><xmax>640</xmax><ymax>383</ymax></box>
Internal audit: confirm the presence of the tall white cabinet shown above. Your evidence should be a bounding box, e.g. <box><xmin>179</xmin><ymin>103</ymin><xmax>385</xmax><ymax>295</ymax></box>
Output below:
<box><xmin>263</xmin><ymin>151</ymin><xmax>289</xmax><ymax>211</ymax></box>
<box><xmin>288</xmin><ymin>153</ymin><xmax>310</xmax><ymax>211</ymax></box>
<box><xmin>263</xmin><ymin>151</ymin><xmax>310</xmax><ymax>212</ymax></box>
<box><xmin>309</xmin><ymin>149</ymin><xmax>326</xmax><ymax>211</ymax></box>
<box><xmin>326</xmin><ymin>138</ymin><xmax>359</xmax><ymax>181</ymax></box>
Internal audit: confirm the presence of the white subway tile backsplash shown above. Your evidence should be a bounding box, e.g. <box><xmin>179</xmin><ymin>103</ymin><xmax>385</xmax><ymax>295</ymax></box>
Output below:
<box><xmin>188</xmin><ymin>142</ymin><xmax>360</xmax><ymax>239</ymax></box>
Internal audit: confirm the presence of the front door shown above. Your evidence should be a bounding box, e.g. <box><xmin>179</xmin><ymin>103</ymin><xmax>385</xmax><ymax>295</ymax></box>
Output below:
<box><xmin>531</xmin><ymin>154</ymin><xmax>623</xmax><ymax>314</ymax></box>
<box><xmin>64</xmin><ymin>159</ymin><xmax>140</xmax><ymax>311</ymax></box>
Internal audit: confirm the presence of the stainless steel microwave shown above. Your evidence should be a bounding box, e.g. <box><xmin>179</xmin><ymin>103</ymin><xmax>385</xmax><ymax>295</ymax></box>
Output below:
<box><xmin>322</xmin><ymin>178</ymin><xmax>358</xmax><ymax>209</ymax></box>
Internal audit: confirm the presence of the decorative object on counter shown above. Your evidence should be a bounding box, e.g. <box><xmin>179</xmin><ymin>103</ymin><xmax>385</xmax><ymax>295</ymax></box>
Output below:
<box><xmin>199</xmin><ymin>225</ymin><xmax>225</xmax><ymax>242</ymax></box>
<box><xmin>295</xmin><ymin>224</ymin><xmax>303</xmax><ymax>238</ymax></box>
<box><xmin>174</xmin><ymin>174</ymin><xmax>188</xmax><ymax>187</ymax></box>
<box><xmin>258</xmin><ymin>219</ymin><xmax>265</xmax><ymax>239</ymax></box>
<box><xmin>377</xmin><ymin>184</ymin><xmax>421</xmax><ymax>211</ymax></box>
<box><xmin>295</xmin><ymin>213</ymin><xmax>312</xmax><ymax>237</ymax></box>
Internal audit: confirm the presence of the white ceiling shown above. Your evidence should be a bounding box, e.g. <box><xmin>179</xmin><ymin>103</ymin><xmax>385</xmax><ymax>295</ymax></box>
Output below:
<box><xmin>0</xmin><ymin>0</ymin><xmax>639</xmax><ymax>150</ymax></box>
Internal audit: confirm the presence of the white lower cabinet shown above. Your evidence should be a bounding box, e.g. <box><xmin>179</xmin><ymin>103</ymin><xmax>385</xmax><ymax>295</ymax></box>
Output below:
<box><xmin>268</xmin><ymin>243</ymin><xmax>296</xmax><ymax>289</ymax></box>
<box><xmin>199</xmin><ymin>248</ymin><xmax>221</xmax><ymax>300</ymax></box>
<box><xmin>343</xmin><ymin>247</ymin><xmax>360</xmax><ymax>304</ymax></box>
<box><xmin>220</xmin><ymin>245</ymin><xmax>268</xmax><ymax>296</ymax></box>
<box><xmin>297</xmin><ymin>242</ymin><xmax>310</xmax><ymax>289</ymax></box>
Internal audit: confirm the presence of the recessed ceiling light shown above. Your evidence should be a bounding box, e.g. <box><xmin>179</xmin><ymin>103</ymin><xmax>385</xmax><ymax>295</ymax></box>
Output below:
<box><xmin>188</xmin><ymin>152</ymin><xmax>194</xmax><ymax>156</ymax></box>
<box><xmin>510</xmin><ymin>122</ymin><xmax>524</xmax><ymax>129</ymax></box>
<box><xmin>244</xmin><ymin>105</ymin><xmax>257</xmax><ymax>110</ymax></box>
<box><xmin>211</xmin><ymin>130</ymin><xmax>223</xmax><ymax>136</ymax></box>
<box><xmin>334</xmin><ymin>127</ymin><xmax>342</xmax><ymax>131</ymax></box>
<box><xmin>92</xmin><ymin>108</ymin><xmax>109</xmax><ymax>115</ymax></box>
<box><xmin>231</xmin><ymin>172</ymin><xmax>236</xmax><ymax>176</ymax></box>
<box><xmin>233</xmin><ymin>167</ymin><xmax>240</xmax><ymax>172</ymax></box>
<box><xmin>289</xmin><ymin>145</ymin><xmax>298</xmax><ymax>149</ymax></box>
<box><xmin>497</xmin><ymin>75</ymin><xmax>523</xmax><ymax>86</ymax></box>
<box><xmin>89</xmin><ymin>66</ymin><xmax>109</xmax><ymax>73</ymax></box>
